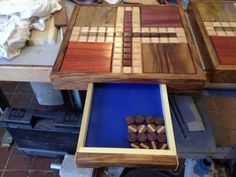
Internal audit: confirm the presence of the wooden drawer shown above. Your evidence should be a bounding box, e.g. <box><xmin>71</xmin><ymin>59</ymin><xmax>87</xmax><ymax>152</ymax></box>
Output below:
<box><xmin>76</xmin><ymin>83</ymin><xmax>178</xmax><ymax>169</ymax></box>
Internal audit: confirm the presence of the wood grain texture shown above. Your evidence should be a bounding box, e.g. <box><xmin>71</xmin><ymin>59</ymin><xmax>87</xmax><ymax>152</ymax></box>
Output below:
<box><xmin>140</xmin><ymin>6</ymin><xmax>182</xmax><ymax>27</ymax></box>
<box><xmin>75</xmin><ymin>6</ymin><xmax>116</xmax><ymax>27</ymax></box>
<box><xmin>210</xmin><ymin>36</ymin><xmax>236</xmax><ymax>65</ymax></box>
<box><xmin>61</xmin><ymin>42</ymin><xmax>112</xmax><ymax>73</ymax></box>
<box><xmin>76</xmin><ymin>153</ymin><xmax>177</xmax><ymax>169</ymax></box>
<box><xmin>54</xmin><ymin>0</ymin><xmax>67</xmax><ymax>27</ymax></box>
<box><xmin>196</xmin><ymin>2</ymin><xmax>236</xmax><ymax>22</ymax></box>
<box><xmin>142</xmin><ymin>43</ymin><xmax>196</xmax><ymax>74</ymax></box>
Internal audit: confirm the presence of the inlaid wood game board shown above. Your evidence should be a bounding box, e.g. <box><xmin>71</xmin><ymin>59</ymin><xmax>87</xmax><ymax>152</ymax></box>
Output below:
<box><xmin>188</xmin><ymin>1</ymin><xmax>236</xmax><ymax>83</ymax></box>
<box><xmin>51</xmin><ymin>5</ymin><xmax>205</xmax><ymax>91</ymax></box>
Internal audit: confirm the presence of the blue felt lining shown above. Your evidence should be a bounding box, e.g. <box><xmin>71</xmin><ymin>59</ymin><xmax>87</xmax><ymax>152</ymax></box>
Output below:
<box><xmin>85</xmin><ymin>83</ymin><xmax>163</xmax><ymax>148</ymax></box>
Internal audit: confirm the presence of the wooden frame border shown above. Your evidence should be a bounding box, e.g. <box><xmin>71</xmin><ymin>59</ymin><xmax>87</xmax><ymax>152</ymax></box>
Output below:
<box><xmin>75</xmin><ymin>83</ymin><xmax>178</xmax><ymax>169</ymax></box>
<box><xmin>188</xmin><ymin>1</ymin><xmax>236</xmax><ymax>83</ymax></box>
<box><xmin>50</xmin><ymin>4</ymin><xmax>206</xmax><ymax>91</ymax></box>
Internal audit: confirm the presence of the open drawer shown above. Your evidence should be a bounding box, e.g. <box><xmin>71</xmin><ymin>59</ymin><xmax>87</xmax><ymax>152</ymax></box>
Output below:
<box><xmin>76</xmin><ymin>83</ymin><xmax>178</xmax><ymax>169</ymax></box>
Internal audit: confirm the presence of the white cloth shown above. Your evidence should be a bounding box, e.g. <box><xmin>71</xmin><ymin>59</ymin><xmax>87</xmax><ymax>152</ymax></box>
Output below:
<box><xmin>0</xmin><ymin>0</ymin><xmax>61</xmax><ymax>59</ymax></box>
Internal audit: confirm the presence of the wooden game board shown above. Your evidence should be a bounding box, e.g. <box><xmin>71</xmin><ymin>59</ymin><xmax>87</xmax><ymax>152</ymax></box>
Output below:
<box><xmin>188</xmin><ymin>1</ymin><xmax>236</xmax><ymax>83</ymax></box>
<box><xmin>51</xmin><ymin>5</ymin><xmax>205</xmax><ymax>91</ymax></box>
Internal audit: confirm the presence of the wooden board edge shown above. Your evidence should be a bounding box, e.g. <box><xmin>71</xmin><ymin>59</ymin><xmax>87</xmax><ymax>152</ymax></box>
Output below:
<box><xmin>51</xmin><ymin>6</ymin><xmax>80</xmax><ymax>76</ymax></box>
<box><xmin>76</xmin><ymin>83</ymin><xmax>94</xmax><ymax>152</ymax></box>
<box><xmin>160</xmin><ymin>84</ymin><xmax>177</xmax><ymax>154</ymax></box>
<box><xmin>188</xmin><ymin>2</ymin><xmax>220</xmax><ymax>69</ymax></box>
<box><xmin>76</xmin><ymin>152</ymin><xmax>178</xmax><ymax>169</ymax></box>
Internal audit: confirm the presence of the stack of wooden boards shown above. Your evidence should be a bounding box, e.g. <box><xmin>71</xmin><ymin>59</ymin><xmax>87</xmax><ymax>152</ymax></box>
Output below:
<box><xmin>51</xmin><ymin>5</ymin><xmax>205</xmax><ymax>91</ymax></box>
<box><xmin>188</xmin><ymin>1</ymin><xmax>236</xmax><ymax>83</ymax></box>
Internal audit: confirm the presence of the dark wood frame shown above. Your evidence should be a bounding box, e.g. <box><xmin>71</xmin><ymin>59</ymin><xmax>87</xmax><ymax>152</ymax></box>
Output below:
<box><xmin>188</xmin><ymin>1</ymin><xmax>236</xmax><ymax>83</ymax></box>
<box><xmin>51</xmin><ymin>4</ymin><xmax>206</xmax><ymax>91</ymax></box>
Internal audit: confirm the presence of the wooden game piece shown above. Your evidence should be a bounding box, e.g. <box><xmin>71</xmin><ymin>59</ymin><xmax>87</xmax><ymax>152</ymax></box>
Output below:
<box><xmin>107</xmin><ymin>27</ymin><xmax>114</xmax><ymax>32</ymax></box>
<box><xmin>145</xmin><ymin>116</ymin><xmax>155</xmax><ymax>124</ymax></box>
<box><xmin>157</xmin><ymin>133</ymin><xmax>167</xmax><ymax>143</ymax></box>
<box><xmin>128</xmin><ymin>133</ymin><xmax>137</xmax><ymax>143</ymax></box>
<box><xmin>140</xmin><ymin>143</ymin><xmax>149</xmax><ymax>149</ymax></box>
<box><xmin>205</xmin><ymin>26</ymin><xmax>214</xmax><ymax>32</ymax></box>
<box><xmin>138</xmin><ymin>124</ymin><xmax>146</xmax><ymax>133</ymax></box>
<box><xmin>160</xmin><ymin>143</ymin><xmax>167</xmax><ymax>150</ymax></box>
<box><xmin>126</xmin><ymin>116</ymin><xmax>135</xmax><ymax>125</ymax></box>
<box><xmin>123</xmin><ymin>67</ymin><xmax>132</xmax><ymax>73</ymax></box>
<box><xmin>154</xmin><ymin>117</ymin><xmax>164</xmax><ymax>125</ymax></box>
<box><xmin>128</xmin><ymin>125</ymin><xmax>137</xmax><ymax>133</ymax></box>
<box><xmin>175</xmin><ymin>27</ymin><xmax>184</xmax><ymax>33</ymax></box>
<box><xmin>137</xmin><ymin>133</ymin><xmax>147</xmax><ymax>142</ymax></box>
<box><xmin>147</xmin><ymin>133</ymin><xmax>157</xmax><ymax>141</ymax></box>
<box><xmin>151</xmin><ymin>141</ymin><xmax>157</xmax><ymax>149</ymax></box>
<box><xmin>147</xmin><ymin>124</ymin><xmax>156</xmax><ymax>133</ymax></box>
<box><xmin>135</xmin><ymin>116</ymin><xmax>145</xmax><ymax>124</ymax></box>
<box><xmin>130</xmin><ymin>143</ymin><xmax>139</xmax><ymax>149</ymax></box>
<box><xmin>97</xmin><ymin>36</ymin><xmax>105</xmax><ymax>42</ymax></box>
<box><xmin>156</xmin><ymin>125</ymin><xmax>165</xmax><ymax>133</ymax></box>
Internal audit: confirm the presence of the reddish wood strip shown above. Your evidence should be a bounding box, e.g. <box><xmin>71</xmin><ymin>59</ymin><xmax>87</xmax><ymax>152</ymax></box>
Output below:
<box><xmin>61</xmin><ymin>59</ymin><xmax>111</xmax><ymax>72</ymax></box>
<box><xmin>61</xmin><ymin>42</ymin><xmax>112</xmax><ymax>73</ymax></box>
<box><xmin>140</xmin><ymin>6</ymin><xmax>182</xmax><ymax>28</ymax></box>
<box><xmin>210</xmin><ymin>36</ymin><xmax>236</xmax><ymax>65</ymax></box>
<box><xmin>65</xmin><ymin>49</ymin><xmax>112</xmax><ymax>58</ymax></box>
<box><xmin>68</xmin><ymin>42</ymin><xmax>113</xmax><ymax>50</ymax></box>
